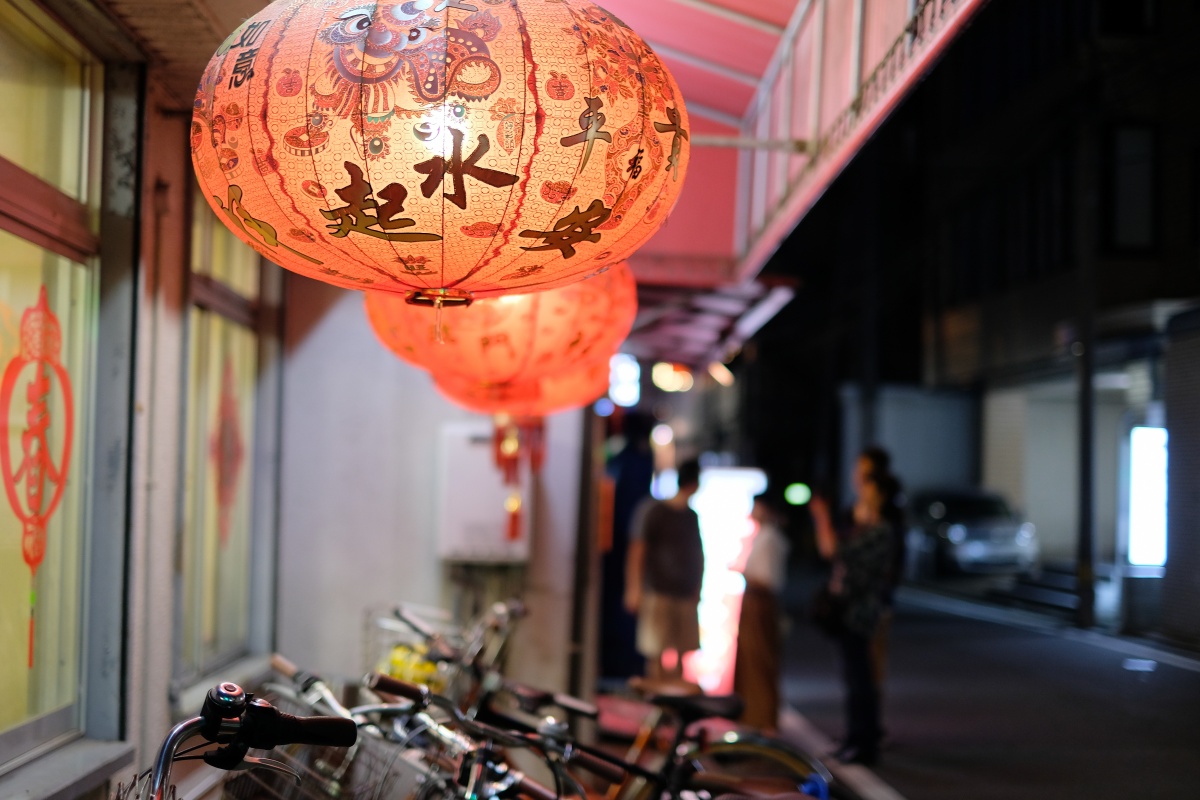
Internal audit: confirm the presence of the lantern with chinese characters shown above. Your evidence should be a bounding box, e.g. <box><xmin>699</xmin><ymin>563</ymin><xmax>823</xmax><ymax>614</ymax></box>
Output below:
<box><xmin>192</xmin><ymin>0</ymin><xmax>689</xmax><ymax>306</ymax></box>
<box><xmin>365</xmin><ymin>261</ymin><xmax>636</xmax><ymax>383</ymax></box>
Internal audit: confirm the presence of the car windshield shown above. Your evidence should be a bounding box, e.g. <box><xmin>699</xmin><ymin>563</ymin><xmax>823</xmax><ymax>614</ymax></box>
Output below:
<box><xmin>921</xmin><ymin>496</ymin><xmax>1012</xmax><ymax>521</ymax></box>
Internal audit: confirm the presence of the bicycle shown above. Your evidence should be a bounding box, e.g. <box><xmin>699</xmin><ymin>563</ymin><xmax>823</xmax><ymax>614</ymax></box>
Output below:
<box><xmin>384</xmin><ymin>605</ymin><xmax>838</xmax><ymax>800</ymax></box>
<box><xmin>387</xmin><ymin>602</ymin><xmax>599</xmax><ymax>726</ymax></box>
<box><xmin>374</xmin><ymin>599</ymin><xmax>529</xmax><ymax>711</ymax></box>
<box><xmin>111</xmin><ymin>680</ymin><xmax>357</xmax><ymax>800</ymax></box>
<box><xmin>366</xmin><ymin>673</ymin><xmax>836</xmax><ymax>800</ymax></box>
<box><xmin>261</xmin><ymin>653</ymin><xmax>567</xmax><ymax>800</ymax></box>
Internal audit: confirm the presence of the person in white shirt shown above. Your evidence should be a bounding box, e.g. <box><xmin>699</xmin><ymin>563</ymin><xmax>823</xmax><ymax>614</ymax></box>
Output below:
<box><xmin>733</xmin><ymin>491</ymin><xmax>791</xmax><ymax>732</ymax></box>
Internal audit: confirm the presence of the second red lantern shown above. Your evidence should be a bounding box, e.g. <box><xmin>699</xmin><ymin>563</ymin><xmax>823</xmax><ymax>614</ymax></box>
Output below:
<box><xmin>366</xmin><ymin>261</ymin><xmax>636</xmax><ymax>386</ymax></box>
<box><xmin>434</xmin><ymin>357</ymin><xmax>611</xmax><ymax>417</ymax></box>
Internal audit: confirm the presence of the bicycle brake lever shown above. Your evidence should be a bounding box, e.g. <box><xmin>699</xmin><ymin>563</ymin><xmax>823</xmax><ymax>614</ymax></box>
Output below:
<box><xmin>233</xmin><ymin>755</ymin><xmax>303</xmax><ymax>786</ymax></box>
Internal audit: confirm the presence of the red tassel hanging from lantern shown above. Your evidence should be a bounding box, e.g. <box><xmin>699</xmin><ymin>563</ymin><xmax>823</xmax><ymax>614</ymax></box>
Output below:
<box><xmin>492</xmin><ymin>414</ymin><xmax>522</xmax><ymax>486</ymax></box>
<box><xmin>489</xmin><ymin>414</ymin><xmax>546</xmax><ymax>542</ymax></box>
<box><xmin>192</xmin><ymin>1</ymin><xmax>689</xmax><ymax>306</ymax></box>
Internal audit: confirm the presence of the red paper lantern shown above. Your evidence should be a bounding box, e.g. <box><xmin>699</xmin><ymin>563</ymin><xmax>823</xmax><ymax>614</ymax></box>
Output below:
<box><xmin>365</xmin><ymin>261</ymin><xmax>635</xmax><ymax>383</ymax></box>
<box><xmin>191</xmin><ymin>0</ymin><xmax>689</xmax><ymax>306</ymax></box>
<box><xmin>434</xmin><ymin>356</ymin><xmax>610</xmax><ymax>417</ymax></box>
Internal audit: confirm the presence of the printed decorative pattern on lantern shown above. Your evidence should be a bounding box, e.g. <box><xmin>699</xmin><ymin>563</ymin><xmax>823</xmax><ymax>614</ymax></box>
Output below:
<box><xmin>313</xmin><ymin>4</ymin><xmax>503</xmax><ymax>113</ymax></box>
<box><xmin>215</xmin><ymin>185</ymin><xmax>325</xmax><ymax>264</ymax></box>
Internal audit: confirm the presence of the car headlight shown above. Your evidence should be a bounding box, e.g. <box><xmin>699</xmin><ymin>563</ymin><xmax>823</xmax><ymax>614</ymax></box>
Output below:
<box><xmin>1017</xmin><ymin>523</ymin><xmax>1035</xmax><ymax>545</ymax></box>
<box><xmin>947</xmin><ymin>524</ymin><xmax>967</xmax><ymax>544</ymax></box>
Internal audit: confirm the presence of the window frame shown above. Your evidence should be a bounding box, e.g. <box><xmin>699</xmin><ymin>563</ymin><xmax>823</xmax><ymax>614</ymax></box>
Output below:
<box><xmin>1102</xmin><ymin>122</ymin><xmax>1161</xmax><ymax>257</ymax></box>
<box><xmin>0</xmin><ymin>0</ymin><xmax>109</xmax><ymax>776</ymax></box>
<box><xmin>169</xmin><ymin>190</ymin><xmax>283</xmax><ymax>714</ymax></box>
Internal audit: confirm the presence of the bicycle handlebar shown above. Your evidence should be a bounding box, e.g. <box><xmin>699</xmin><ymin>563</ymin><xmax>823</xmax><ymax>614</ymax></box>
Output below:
<box><xmin>565</xmin><ymin>748</ymin><xmax>627</xmax><ymax>785</ymax></box>
<box><xmin>241</xmin><ymin>698</ymin><xmax>358</xmax><ymax>749</ymax></box>
<box><xmin>270</xmin><ymin>653</ymin><xmax>301</xmax><ymax>680</ymax></box>
<box><xmin>365</xmin><ymin>673</ymin><xmax>431</xmax><ymax>705</ymax></box>
<box><xmin>394</xmin><ymin>606</ymin><xmax>442</xmax><ymax>641</ymax></box>
<box><xmin>551</xmin><ymin>692</ymin><xmax>598</xmax><ymax>719</ymax></box>
<box><xmin>145</xmin><ymin>681</ymin><xmax>358</xmax><ymax>799</ymax></box>
<box><xmin>501</xmin><ymin>679</ymin><xmax>598</xmax><ymax>719</ymax></box>
<box><xmin>513</xmin><ymin>771</ymin><xmax>558</xmax><ymax>800</ymax></box>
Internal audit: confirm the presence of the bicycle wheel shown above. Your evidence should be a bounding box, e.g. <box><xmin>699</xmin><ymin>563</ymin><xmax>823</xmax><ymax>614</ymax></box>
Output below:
<box><xmin>622</xmin><ymin>736</ymin><xmax>835</xmax><ymax>800</ymax></box>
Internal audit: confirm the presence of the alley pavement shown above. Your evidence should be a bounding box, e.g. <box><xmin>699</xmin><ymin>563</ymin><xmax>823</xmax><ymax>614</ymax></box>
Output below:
<box><xmin>777</xmin><ymin>585</ymin><xmax>1200</xmax><ymax>800</ymax></box>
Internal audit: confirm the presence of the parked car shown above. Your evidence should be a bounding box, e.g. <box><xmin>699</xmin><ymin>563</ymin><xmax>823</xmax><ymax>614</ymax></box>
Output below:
<box><xmin>904</xmin><ymin>489</ymin><xmax>1039</xmax><ymax>579</ymax></box>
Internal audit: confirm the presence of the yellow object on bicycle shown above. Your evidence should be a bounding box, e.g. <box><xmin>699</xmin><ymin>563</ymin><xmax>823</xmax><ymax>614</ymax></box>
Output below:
<box><xmin>386</xmin><ymin>643</ymin><xmax>447</xmax><ymax>694</ymax></box>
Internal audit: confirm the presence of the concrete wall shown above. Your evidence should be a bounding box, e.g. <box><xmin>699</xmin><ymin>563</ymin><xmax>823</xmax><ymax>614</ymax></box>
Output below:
<box><xmin>1164</xmin><ymin>317</ymin><xmax>1200</xmax><ymax>645</ymax></box>
<box><xmin>840</xmin><ymin>384</ymin><xmax>977</xmax><ymax>501</ymax></box>
<box><xmin>982</xmin><ymin>388</ymin><xmax>1028</xmax><ymax>511</ymax></box>
<box><xmin>1023</xmin><ymin>399</ymin><xmax>1081</xmax><ymax>560</ymax></box>
<box><xmin>982</xmin><ymin>385</ymin><xmax>1127</xmax><ymax>563</ymax></box>
<box><xmin>276</xmin><ymin>276</ymin><xmax>584</xmax><ymax>686</ymax></box>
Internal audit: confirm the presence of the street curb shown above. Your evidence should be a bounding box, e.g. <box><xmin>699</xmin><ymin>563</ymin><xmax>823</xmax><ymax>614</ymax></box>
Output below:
<box><xmin>778</xmin><ymin>707</ymin><xmax>908</xmax><ymax>800</ymax></box>
<box><xmin>898</xmin><ymin>586</ymin><xmax>1200</xmax><ymax>674</ymax></box>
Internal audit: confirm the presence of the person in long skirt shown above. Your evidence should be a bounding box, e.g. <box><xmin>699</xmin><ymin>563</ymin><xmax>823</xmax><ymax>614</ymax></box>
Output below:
<box><xmin>734</xmin><ymin>492</ymin><xmax>791</xmax><ymax>733</ymax></box>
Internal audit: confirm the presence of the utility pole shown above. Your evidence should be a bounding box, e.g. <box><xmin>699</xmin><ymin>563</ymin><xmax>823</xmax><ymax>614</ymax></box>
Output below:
<box><xmin>1075</xmin><ymin>119</ymin><xmax>1098</xmax><ymax>629</ymax></box>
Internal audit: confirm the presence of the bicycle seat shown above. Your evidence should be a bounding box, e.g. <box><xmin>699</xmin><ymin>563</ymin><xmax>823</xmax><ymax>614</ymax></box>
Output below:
<box><xmin>648</xmin><ymin>693</ymin><xmax>745</xmax><ymax>724</ymax></box>
<box><xmin>503</xmin><ymin>681</ymin><xmax>600</xmax><ymax>718</ymax></box>
<box><xmin>627</xmin><ymin>675</ymin><xmax>703</xmax><ymax>697</ymax></box>
<box><xmin>506</xmin><ymin>682</ymin><xmax>556</xmax><ymax>711</ymax></box>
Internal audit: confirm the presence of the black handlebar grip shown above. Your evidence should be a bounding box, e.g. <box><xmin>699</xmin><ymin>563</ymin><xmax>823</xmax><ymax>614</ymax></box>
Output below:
<box><xmin>365</xmin><ymin>673</ymin><xmax>431</xmax><ymax>705</ymax></box>
<box><xmin>515</xmin><ymin>773</ymin><xmax>559</xmax><ymax>800</ymax></box>
<box><xmin>553</xmin><ymin>692</ymin><xmax>599</xmax><ymax>719</ymax></box>
<box><xmin>242</xmin><ymin>699</ymin><xmax>357</xmax><ymax>749</ymax></box>
<box><xmin>276</xmin><ymin>712</ymin><xmax>358</xmax><ymax>747</ymax></box>
<box><xmin>567</xmin><ymin>749</ymin><xmax>627</xmax><ymax>785</ymax></box>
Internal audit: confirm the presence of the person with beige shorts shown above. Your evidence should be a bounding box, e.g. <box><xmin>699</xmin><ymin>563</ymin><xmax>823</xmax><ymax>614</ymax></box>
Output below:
<box><xmin>624</xmin><ymin>459</ymin><xmax>704</xmax><ymax>681</ymax></box>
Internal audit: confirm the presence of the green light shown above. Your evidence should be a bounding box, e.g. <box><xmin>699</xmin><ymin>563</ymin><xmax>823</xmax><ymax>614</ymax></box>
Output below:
<box><xmin>784</xmin><ymin>483</ymin><xmax>812</xmax><ymax>506</ymax></box>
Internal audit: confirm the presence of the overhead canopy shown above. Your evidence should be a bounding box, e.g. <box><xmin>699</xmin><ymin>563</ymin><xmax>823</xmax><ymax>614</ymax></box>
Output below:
<box><xmin>97</xmin><ymin>0</ymin><xmax>985</xmax><ymax>365</ymax></box>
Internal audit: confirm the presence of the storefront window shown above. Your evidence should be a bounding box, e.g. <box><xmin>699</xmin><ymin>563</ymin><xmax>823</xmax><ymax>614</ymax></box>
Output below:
<box><xmin>0</xmin><ymin>235</ymin><xmax>94</xmax><ymax>758</ymax></box>
<box><xmin>0</xmin><ymin>0</ymin><xmax>98</xmax><ymax>203</ymax></box>
<box><xmin>0</xmin><ymin>0</ymin><xmax>98</xmax><ymax>772</ymax></box>
<box><xmin>178</xmin><ymin>310</ymin><xmax>258</xmax><ymax>680</ymax></box>
<box><xmin>189</xmin><ymin>199</ymin><xmax>260</xmax><ymax>302</ymax></box>
<box><xmin>175</xmin><ymin>195</ymin><xmax>265</xmax><ymax>687</ymax></box>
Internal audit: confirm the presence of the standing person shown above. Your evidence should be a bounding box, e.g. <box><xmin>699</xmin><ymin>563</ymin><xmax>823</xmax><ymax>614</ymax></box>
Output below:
<box><xmin>601</xmin><ymin>411</ymin><xmax>655</xmax><ymax>680</ymax></box>
<box><xmin>854</xmin><ymin>447</ymin><xmax>906</xmax><ymax>691</ymax></box>
<box><xmin>624</xmin><ymin>459</ymin><xmax>704</xmax><ymax>681</ymax></box>
<box><xmin>810</xmin><ymin>469</ymin><xmax>897</xmax><ymax>766</ymax></box>
<box><xmin>734</xmin><ymin>491</ymin><xmax>791</xmax><ymax>733</ymax></box>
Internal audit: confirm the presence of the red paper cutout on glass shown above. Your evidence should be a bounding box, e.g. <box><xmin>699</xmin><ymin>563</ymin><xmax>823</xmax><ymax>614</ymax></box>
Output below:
<box><xmin>0</xmin><ymin>288</ymin><xmax>75</xmax><ymax>669</ymax></box>
<box><xmin>210</xmin><ymin>359</ymin><xmax>246</xmax><ymax>548</ymax></box>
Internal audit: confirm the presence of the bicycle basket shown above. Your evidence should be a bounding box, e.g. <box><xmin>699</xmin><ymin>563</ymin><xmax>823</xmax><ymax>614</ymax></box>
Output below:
<box><xmin>110</xmin><ymin>774</ymin><xmax>174</xmax><ymax>800</ymax></box>
<box><xmin>364</xmin><ymin>604</ymin><xmax>463</xmax><ymax>698</ymax></box>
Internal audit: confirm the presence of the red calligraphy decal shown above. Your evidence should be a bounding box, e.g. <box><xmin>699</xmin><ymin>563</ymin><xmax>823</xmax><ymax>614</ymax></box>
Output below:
<box><xmin>0</xmin><ymin>287</ymin><xmax>74</xmax><ymax>668</ymax></box>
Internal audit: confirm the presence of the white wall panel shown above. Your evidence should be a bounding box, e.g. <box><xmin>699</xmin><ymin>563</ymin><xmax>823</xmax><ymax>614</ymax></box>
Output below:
<box><xmin>277</xmin><ymin>279</ymin><xmax>583</xmax><ymax>684</ymax></box>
